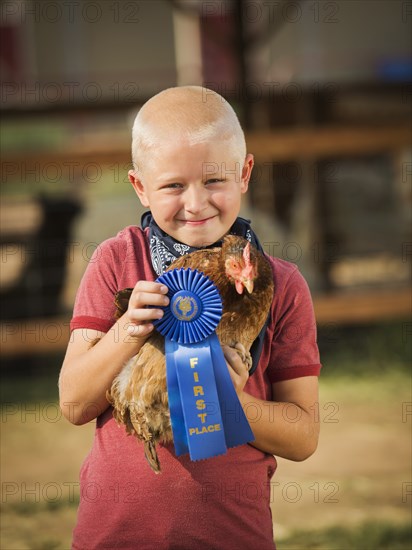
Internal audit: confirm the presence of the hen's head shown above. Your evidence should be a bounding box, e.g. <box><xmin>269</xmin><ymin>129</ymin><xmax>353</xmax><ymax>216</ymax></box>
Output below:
<box><xmin>222</xmin><ymin>235</ymin><xmax>258</xmax><ymax>294</ymax></box>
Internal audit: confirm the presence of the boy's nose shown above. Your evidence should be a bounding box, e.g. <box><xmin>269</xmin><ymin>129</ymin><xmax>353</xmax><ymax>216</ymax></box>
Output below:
<box><xmin>185</xmin><ymin>186</ymin><xmax>208</xmax><ymax>213</ymax></box>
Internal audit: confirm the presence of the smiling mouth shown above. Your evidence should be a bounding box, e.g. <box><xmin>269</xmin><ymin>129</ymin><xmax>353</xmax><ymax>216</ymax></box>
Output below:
<box><xmin>178</xmin><ymin>216</ymin><xmax>216</xmax><ymax>225</ymax></box>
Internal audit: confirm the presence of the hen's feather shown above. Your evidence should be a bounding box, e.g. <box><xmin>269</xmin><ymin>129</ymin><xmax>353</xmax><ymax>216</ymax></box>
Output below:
<box><xmin>106</xmin><ymin>235</ymin><xmax>274</xmax><ymax>473</ymax></box>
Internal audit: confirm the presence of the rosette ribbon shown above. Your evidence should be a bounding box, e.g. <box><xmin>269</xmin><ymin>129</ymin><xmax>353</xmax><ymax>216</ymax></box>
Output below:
<box><xmin>153</xmin><ymin>268</ymin><xmax>254</xmax><ymax>461</ymax></box>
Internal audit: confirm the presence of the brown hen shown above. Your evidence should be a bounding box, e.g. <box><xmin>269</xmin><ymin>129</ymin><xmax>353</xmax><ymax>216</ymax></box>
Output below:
<box><xmin>106</xmin><ymin>235</ymin><xmax>274</xmax><ymax>472</ymax></box>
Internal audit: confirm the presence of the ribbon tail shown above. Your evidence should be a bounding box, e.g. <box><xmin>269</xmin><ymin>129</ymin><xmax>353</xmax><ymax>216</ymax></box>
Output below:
<box><xmin>209</xmin><ymin>333</ymin><xmax>255</xmax><ymax>448</ymax></box>
<box><xmin>176</xmin><ymin>341</ymin><xmax>228</xmax><ymax>461</ymax></box>
<box><xmin>166</xmin><ymin>335</ymin><xmax>254</xmax><ymax>459</ymax></box>
<box><xmin>169</xmin><ymin>340</ymin><xmax>228</xmax><ymax>461</ymax></box>
<box><xmin>165</xmin><ymin>339</ymin><xmax>189</xmax><ymax>456</ymax></box>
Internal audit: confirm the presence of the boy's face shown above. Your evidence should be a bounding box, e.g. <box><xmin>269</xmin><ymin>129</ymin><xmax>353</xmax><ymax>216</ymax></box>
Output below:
<box><xmin>129</xmin><ymin>137</ymin><xmax>253</xmax><ymax>248</ymax></box>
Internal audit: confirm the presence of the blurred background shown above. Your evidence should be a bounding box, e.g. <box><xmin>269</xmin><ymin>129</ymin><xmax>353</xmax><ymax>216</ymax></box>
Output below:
<box><xmin>1</xmin><ymin>1</ymin><xmax>411</xmax><ymax>548</ymax></box>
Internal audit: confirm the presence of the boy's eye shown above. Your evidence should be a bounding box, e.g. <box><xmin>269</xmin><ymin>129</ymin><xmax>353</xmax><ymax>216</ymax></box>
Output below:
<box><xmin>206</xmin><ymin>178</ymin><xmax>225</xmax><ymax>185</ymax></box>
<box><xmin>162</xmin><ymin>183</ymin><xmax>183</xmax><ymax>189</ymax></box>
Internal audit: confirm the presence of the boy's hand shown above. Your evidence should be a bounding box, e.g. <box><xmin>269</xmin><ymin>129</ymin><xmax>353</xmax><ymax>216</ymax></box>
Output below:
<box><xmin>221</xmin><ymin>345</ymin><xmax>249</xmax><ymax>397</ymax></box>
<box><xmin>126</xmin><ymin>281</ymin><xmax>169</xmax><ymax>338</ymax></box>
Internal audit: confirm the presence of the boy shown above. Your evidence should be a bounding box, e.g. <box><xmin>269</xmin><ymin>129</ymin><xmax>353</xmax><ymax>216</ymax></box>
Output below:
<box><xmin>59</xmin><ymin>86</ymin><xmax>321</xmax><ymax>549</ymax></box>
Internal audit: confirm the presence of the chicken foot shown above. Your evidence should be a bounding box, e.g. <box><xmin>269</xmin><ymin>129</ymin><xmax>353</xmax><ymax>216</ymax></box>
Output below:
<box><xmin>230</xmin><ymin>342</ymin><xmax>253</xmax><ymax>372</ymax></box>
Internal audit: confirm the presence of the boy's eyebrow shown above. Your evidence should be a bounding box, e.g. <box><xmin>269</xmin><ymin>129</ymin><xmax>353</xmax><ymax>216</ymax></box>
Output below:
<box><xmin>203</xmin><ymin>170</ymin><xmax>220</xmax><ymax>177</ymax></box>
<box><xmin>153</xmin><ymin>167</ymin><xmax>227</xmax><ymax>185</ymax></box>
<box><xmin>202</xmin><ymin>167</ymin><xmax>222</xmax><ymax>177</ymax></box>
<box><xmin>154</xmin><ymin>171</ymin><xmax>224</xmax><ymax>184</ymax></box>
<box><xmin>153</xmin><ymin>173</ymin><xmax>184</xmax><ymax>183</ymax></box>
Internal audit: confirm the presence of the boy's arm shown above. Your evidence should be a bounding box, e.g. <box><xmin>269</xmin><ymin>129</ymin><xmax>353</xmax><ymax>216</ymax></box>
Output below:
<box><xmin>59</xmin><ymin>320</ymin><xmax>145</xmax><ymax>425</ymax></box>
<box><xmin>223</xmin><ymin>347</ymin><xmax>319</xmax><ymax>461</ymax></box>
<box><xmin>59</xmin><ymin>281</ymin><xmax>169</xmax><ymax>425</ymax></box>
<box><xmin>241</xmin><ymin>378</ymin><xmax>319</xmax><ymax>461</ymax></box>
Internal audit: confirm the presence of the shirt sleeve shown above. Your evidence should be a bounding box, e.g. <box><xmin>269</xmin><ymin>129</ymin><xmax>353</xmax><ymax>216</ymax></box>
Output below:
<box><xmin>70</xmin><ymin>238</ymin><xmax>125</xmax><ymax>333</ymax></box>
<box><xmin>267</xmin><ymin>268</ymin><xmax>322</xmax><ymax>383</ymax></box>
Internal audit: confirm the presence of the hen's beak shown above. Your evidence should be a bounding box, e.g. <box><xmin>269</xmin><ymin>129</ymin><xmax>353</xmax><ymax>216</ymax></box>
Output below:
<box><xmin>244</xmin><ymin>279</ymin><xmax>254</xmax><ymax>294</ymax></box>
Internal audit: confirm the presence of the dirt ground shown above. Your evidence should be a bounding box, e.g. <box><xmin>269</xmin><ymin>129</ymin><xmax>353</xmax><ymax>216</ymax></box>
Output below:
<box><xmin>1</xmin><ymin>373</ymin><xmax>410</xmax><ymax>549</ymax></box>
<box><xmin>272</xmin><ymin>375</ymin><xmax>411</xmax><ymax>540</ymax></box>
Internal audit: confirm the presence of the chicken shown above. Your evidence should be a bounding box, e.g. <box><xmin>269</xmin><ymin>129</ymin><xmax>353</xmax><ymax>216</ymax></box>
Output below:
<box><xmin>106</xmin><ymin>235</ymin><xmax>274</xmax><ymax>472</ymax></box>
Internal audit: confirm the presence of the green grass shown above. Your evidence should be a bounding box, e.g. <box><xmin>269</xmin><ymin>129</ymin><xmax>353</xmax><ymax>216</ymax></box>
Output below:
<box><xmin>1</xmin><ymin>167</ymin><xmax>133</xmax><ymax>198</ymax></box>
<box><xmin>317</xmin><ymin>319</ymin><xmax>411</xmax><ymax>378</ymax></box>
<box><xmin>3</xmin><ymin>497</ymin><xmax>79</xmax><ymax>516</ymax></box>
<box><xmin>0</xmin><ymin>353</ymin><xmax>62</xmax><ymax>403</ymax></box>
<box><xmin>279</xmin><ymin>521</ymin><xmax>412</xmax><ymax>550</ymax></box>
<box><xmin>0</xmin><ymin>120</ymin><xmax>68</xmax><ymax>153</ymax></box>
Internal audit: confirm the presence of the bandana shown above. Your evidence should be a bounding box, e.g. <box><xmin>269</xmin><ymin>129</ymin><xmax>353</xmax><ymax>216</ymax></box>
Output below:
<box><xmin>141</xmin><ymin>211</ymin><xmax>271</xmax><ymax>375</ymax></box>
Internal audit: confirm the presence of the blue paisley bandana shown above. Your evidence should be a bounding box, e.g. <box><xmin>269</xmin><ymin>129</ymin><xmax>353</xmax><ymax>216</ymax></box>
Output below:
<box><xmin>141</xmin><ymin>211</ymin><xmax>263</xmax><ymax>276</ymax></box>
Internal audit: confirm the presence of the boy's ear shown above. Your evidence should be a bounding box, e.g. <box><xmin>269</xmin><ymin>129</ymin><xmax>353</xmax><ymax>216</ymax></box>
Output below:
<box><xmin>240</xmin><ymin>154</ymin><xmax>254</xmax><ymax>193</ymax></box>
<box><xmin>128</xmin><ymin>170</ymin><xmax>150</xmax><ymax>207</ymax></box>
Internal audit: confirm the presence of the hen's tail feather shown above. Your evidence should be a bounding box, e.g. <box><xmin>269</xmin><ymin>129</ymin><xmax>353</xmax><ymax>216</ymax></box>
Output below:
<box><xmin>127</xmin><ymin>407</ymin><xmax>161</xmax><ymax>473</ymax></box>
<box><xmin>144</xmin><ymin>441</ymin><xmax>161</xmax><ymax>474</ymax></box>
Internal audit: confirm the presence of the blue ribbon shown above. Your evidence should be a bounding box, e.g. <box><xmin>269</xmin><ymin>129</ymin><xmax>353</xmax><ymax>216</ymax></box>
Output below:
<box><xmin>153</xmin><ymin>268</ymin><xmax>254</xmax><ymax>461</ymax></box>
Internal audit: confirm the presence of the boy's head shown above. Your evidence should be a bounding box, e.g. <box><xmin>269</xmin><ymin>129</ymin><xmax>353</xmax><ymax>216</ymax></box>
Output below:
<box><xmin>129</xmin><ymin>86</ymin><xmax>254</xmax><ymax>248</ymax></box>
<box><xmin>131</xmin><ymin>86</ymin><xmax>246</xmax><ymax>172</ymax></box>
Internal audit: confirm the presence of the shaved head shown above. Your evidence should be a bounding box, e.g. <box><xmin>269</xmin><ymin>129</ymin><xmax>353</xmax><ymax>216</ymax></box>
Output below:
<box><xmin>131</xmin><ymin>86</ymin><xmax>246</xmax><ymax>175</ymax></box>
